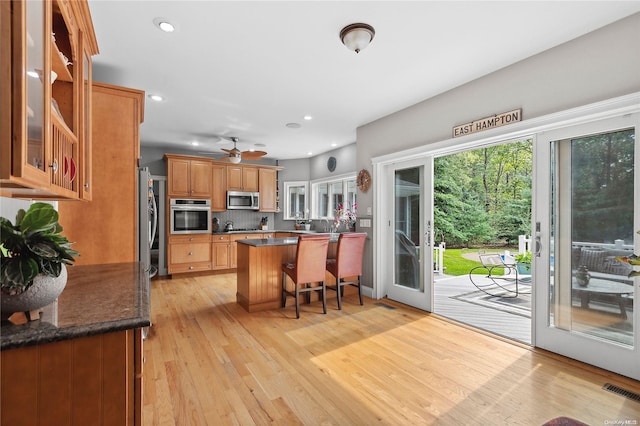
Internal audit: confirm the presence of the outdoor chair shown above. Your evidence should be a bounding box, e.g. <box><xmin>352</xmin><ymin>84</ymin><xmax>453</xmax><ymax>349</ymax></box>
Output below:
<box><xmin>468</xmin><ymin>253</ymin><xmax>531</xmax><ymax>298</ymax></box>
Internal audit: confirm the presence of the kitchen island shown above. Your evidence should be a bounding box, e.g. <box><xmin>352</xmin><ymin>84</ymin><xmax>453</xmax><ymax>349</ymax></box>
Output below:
<box><xmin>1</xmin><ymin>262</ymin><xmax>150</xmax><ymax>425</ymax></box>
<box><xmin>236</xmin><ymin>235</ymin><xmax>339</xmax><ymax>312</ymax></box>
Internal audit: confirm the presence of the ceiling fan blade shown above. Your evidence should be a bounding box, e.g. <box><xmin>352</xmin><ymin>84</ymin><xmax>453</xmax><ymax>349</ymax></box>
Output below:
<box><xmin>241</xmin><ymin>150</ymin><xmax>267</xmax><ymax>160</ymax></box>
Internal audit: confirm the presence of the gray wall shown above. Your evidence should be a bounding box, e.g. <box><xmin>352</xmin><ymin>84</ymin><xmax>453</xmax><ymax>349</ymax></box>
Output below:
<box><xmin>275</xmin><ymin>143</ymin><xmax>357</xmax><ymax>230</ymax></box>
<box><xmin>355</xmin><ymin>13</ymin><xmax>640</xmax><ymax>290</ymax></box>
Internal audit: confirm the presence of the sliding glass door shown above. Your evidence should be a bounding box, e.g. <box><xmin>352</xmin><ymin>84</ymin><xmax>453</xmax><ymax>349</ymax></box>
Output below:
<box><xmin>535</xmin><ymin>114</ymin><xmax>639</xmax><ymax>379</ymax></box>
<box><xmin>382</xmin><ymin>157</ymin><xmax>434</xmax><ymax>311</ymax></box>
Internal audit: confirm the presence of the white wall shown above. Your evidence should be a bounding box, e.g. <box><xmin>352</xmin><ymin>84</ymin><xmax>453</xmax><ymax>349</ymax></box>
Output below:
<box><xmin>355</xmin><ymin>13</ymin><xmax>640</xmax><ymax>289</ymax></box>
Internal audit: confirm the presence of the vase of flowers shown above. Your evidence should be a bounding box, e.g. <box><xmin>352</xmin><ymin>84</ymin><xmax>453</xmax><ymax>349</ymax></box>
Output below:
<box><xmin>334</xmin><ymin>203</ymin><xmax>357</xmax><ymax>233</ymax></box>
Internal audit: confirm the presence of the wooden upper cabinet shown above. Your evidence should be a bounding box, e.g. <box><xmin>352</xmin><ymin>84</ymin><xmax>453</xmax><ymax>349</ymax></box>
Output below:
<box><xmin>190</xmin><ymin>160</ymin><xmax>212</xmax><ymax>197</ymax></box>
<box><xmin>226</xmin><ymin>166</ymin><xmax>243</xmax><ymax>191</ymax></box>
<box><xmin>259</xmin><ymin>168</ymin><xmax>278</xmax><ymax>212</ymax></box>
<box><xmin>227</xmin><ymin>165</ymin><xmax>259</xmax><ymax>192</ymax></box>
<box><xmin>166</xmin><ymin>155</ymin><xmax>212</xmax><ymax>199</ymax></box>
<box><xmin>211</xmin><ymin>163</ymin><xmax>227</xmax><ymax>211</ymax></box>
<box><xmin>168</xmin><ymin>158</ymin><xmax>190</xmax><ymax>197</ymax></box>
<box><xmin>243</xmin><ymin>167</ymin><xmax>259</xmax><ymax>192</ymax></box>
<box><xmin>0</xmin><ymin>0</ymin><xmax>98</xmax><ymax>200</ymax></box>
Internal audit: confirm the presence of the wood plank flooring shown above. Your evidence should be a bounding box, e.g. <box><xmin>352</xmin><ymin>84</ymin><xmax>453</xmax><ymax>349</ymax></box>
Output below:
<box><xmin>143</xmin><ymin>273</ymin><xmax>640</xmax><ymax>425</ymax></box>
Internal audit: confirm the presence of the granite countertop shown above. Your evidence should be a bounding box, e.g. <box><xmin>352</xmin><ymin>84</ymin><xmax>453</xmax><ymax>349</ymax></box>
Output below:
<box><xmin>237</xmin><ymin>234</ymin><xmax>339</xmax><ymax>247</ymax></box>
<box><xmin>211</xmin><ymin>229</ymin><xmax>320</xmax><ymax>235</ymax></box>
<box><xmin>1</xmin><ymin>262</ymin><xmax>151</xmax><ymax>350</ymax></box>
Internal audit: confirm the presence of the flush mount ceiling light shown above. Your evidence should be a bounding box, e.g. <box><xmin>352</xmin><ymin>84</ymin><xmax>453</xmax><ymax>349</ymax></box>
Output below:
<box><xmin>153</xmin><ymin>17</ymin><xmax>175</xmax><ymax>33</ymax></box>
<box><xmin>148</xmin><ymin>94</ymin><xmax>164</xmax><ymax>102</ymax></box>
<box><xmin>340</xmin><ymin>23</ymin><xmax>375</xmax><ymax>53</ymax></box>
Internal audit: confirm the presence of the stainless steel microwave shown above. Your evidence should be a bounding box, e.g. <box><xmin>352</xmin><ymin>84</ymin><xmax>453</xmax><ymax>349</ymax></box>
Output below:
<box><xmin>170</xmin><ymin>199</ymin><xmax>211</xmax><ymax>234</ymax></box>
<box><xmin>227</xmin><ymin>191</ymin><xmax>260</xmax><ymax>210</ymax></box>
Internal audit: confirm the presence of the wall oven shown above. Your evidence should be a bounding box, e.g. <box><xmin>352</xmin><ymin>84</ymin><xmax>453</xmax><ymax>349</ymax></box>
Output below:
<box><xmin>227</xmin><ymin>191</ymin><xmax>260</xmax><ymax>210</ymax></box>
<box><xmin>170</xmin><ymin>199</ymin><xmax>211</xmax><ymax>234</ymax></box>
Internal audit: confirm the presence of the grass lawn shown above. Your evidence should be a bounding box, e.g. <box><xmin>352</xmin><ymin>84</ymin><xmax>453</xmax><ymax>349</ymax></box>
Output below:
<box><xmin>442</xmin><ymin>248</ymin><xmax>507</xmax><ymax>276</ymax></box>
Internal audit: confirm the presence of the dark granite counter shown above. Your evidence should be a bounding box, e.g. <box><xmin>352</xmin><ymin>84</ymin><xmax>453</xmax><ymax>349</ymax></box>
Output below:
<box><xmin>1</xmin><ymin>262</ymin><xmax>150</xmax><ymax>350</ymax></box>
<box><xmin>236</xmin><ymin>234</ymin><xmax>339</xmax><ymax>247</ymax></box>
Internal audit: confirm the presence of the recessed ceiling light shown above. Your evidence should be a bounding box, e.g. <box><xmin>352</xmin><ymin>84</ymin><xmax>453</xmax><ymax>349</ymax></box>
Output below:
<box><xmin>303</xmin><ymin>115</ymin><xmax>312</xmax><ymax>121</ymax></box>
<box><xmin>153</xmin><ymin>17</ymin><xmax>175</xmax><ymax>33</ymax></box>
<box><xmin>148</xmin><ymin>94</ymin><xmax>164</xmax><ymax>102</ymax></box>
<box><xmin>307</xmin><ymin>152</ymin><xmax>313</xmax><ymax>156</ymax></box>
<box><xmin>286</xmin><ymin>122</ymin><xmax>301</xmax><ymax>129</ymax></box>
<box><xmin>191</xmin><ymin>141</ymin><xmax>199</xmax><ymax>146</ymax></box>
<box><xmin>331</xmin><ymin>143</ymin><xmax>337</xmax><ymax>147</ymax></box>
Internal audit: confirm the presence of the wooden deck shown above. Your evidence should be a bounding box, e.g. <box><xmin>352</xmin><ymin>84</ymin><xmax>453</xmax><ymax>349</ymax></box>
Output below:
<box><xmin>433</xmin><ymin>274</ymin><xmax>532</xmax><ymax>344</ymax></box>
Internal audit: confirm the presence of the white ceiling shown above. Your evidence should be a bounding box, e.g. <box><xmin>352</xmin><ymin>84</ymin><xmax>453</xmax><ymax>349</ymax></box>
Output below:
<box><xmin>88</xmin><ymin>1</ymin><xmax>640</xmax><ymax>161</ymax></box>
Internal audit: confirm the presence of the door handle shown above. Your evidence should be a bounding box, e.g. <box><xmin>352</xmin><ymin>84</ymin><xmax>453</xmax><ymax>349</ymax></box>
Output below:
<box><xmin>425</xmin><ymin>220</ymin><xmax>431</xmax><ymax>247</ymax></box>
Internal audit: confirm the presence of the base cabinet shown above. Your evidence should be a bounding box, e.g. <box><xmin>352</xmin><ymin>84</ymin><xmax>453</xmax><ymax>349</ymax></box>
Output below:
<box><xmin>1</xmin><ymin>329</ymin><xmax>143</xmax><ymax>425</ymax></box>
<box><xmin>168</xmin><ymin>234</ymin><xmax>211</xmax><ymax>274</ymax></box>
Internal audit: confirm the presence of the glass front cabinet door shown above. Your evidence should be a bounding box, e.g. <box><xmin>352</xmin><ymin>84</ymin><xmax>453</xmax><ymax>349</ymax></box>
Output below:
<box><xmin>0</xmin><ymin>0</ymin><xmax>97</xmax><ymax>200</ymax></box>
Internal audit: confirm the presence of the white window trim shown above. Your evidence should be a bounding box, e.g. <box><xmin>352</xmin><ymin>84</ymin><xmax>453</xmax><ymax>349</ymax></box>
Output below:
<box><xmin>282</xmin><ymin>181</ymin><xmax>309</xmax><ymax>220</ymax></box>
<box><xmin>310</xmin><ymin>172</ymin><xmax>356</xmax><ymax>220</ymax></box>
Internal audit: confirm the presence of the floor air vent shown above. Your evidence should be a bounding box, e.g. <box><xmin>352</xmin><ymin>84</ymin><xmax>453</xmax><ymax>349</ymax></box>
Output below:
<box><xmin>375</xmin><ymin>303</ymin><xmax>396</xmax><ymax>310</ymax></box>
<box><xmin>602</xmin><ymin>383</ymin><xmax>640</xmax><ymax>403</ymax></box>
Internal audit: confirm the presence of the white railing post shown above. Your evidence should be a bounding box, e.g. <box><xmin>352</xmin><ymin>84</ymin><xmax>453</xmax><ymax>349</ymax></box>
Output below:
<box><xmin>519</xmin><ymin>235</ymin><xmax>531</xmax><ymax>254</ymax></box>
<box><xmin>433</xmin><ymin>242</ymin><xmax>445</xmax><ymax>274</ymax></box>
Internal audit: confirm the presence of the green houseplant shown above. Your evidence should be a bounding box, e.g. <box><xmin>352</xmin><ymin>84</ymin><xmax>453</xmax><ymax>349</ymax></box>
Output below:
<box><xmin>1</xmin><ymin>202</ymin><xmax>78</xmax><ymax>297</ymax></box>
<box><xmin>615</xmin><ymin>230</ymin><xmax>640</xmax><ymax>278</ymax></box>
<box><xmin>514</xmin><ymin>251</ymin><xmax>532</xmax><ymax>273</ymax></box>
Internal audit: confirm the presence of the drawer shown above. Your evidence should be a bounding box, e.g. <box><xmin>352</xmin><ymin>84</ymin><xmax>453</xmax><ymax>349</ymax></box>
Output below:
<box><xmin>170</xmin><ymin>234</ymin><xmax>211</xmax><ymax>243</ymax></box>
<box><xmin>230</xmin><ymin>233</ymin><xmax>258</xmax><ymax>241</ymax></box>
<box><xmin>169</xmin><ymin>261</ymin><xmax>211</xmax><ymax>274</ymax></box>
<box><xmin>170</xmin><ymin>242</ymin><xmax>211</xmax><ymax>264</ymax></box>
<box><xmin>212</xmin><ymin>234</ymin><xmax>231</xmax><ymax>242</ymax></box>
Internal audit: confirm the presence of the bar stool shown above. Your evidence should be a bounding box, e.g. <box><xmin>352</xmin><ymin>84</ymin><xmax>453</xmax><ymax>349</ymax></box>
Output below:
<box><xmin>282</xmin><ymin>234</ymin><xmax>331</xmax><ymax>319</ymax></box>
<box><xmin>326</xmin><ymin>232</ymin><xmax>367</xmax><ymax>310</ymax></box>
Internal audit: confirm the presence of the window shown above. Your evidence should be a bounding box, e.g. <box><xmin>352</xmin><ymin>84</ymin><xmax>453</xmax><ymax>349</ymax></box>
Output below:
<box><xmin>283</xmin><ymin>181</ymin><xmax>309</xmax><ymax>220</ymax></box>
<box><xmin>310</xmin><ymin>173</ymin><xmax>356</xmax><ymax>219</ymax></box>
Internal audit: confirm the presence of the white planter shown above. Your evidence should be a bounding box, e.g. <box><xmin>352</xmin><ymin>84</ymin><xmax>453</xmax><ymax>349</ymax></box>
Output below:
<box><xmin>304</xmin><ymin>224</ymin><xmax>311</xmax><ymax>231</ymax></box>
<box><xmin>1</xmin><ymin>265</ymin><xmax>67</xmax><ymax>317</ymax></box>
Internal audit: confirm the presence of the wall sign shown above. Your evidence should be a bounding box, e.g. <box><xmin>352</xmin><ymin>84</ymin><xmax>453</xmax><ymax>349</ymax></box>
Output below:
<box><xmin>453</xmin><ymin>109</ymin><xmax>522</xmax><ymax>138</ymax></box>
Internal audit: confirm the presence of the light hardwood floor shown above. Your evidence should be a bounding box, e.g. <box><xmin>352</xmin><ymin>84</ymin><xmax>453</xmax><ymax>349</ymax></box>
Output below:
<box><xmin>144</xmin><ymin>273</ymin><xmax>640</xmax><ymax>425</ymax></box>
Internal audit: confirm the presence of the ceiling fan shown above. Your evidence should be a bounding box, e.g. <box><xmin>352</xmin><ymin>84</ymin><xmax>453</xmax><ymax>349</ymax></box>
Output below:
<box><xmin>219</xmin><ymin>137</ymin><xmax>267</xmax><ymax>163</ymax></box>
<box><xmin>198</xmin><ymin>136</ymin><xmax>267</xmax><ymax>163</ymax></box>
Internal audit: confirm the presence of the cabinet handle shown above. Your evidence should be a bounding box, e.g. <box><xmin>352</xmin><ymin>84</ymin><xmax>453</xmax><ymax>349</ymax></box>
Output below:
<box><xmin>189</xmin><ymin>266</ymin><xmax>194</xmax><ymax>270</ymax></box>
<box><xmin>188</xmin><ymin>251</ymin><xmax>193</xmax><ymax>256</ymax></box>
<box><xmin>49</xmin><ymin>159</ymin><xmax>59</xmax><ymax>174</ymax></box>
<box><xmin>189</xmin><ymin>237</ymin><xmax>193</xmax><ymax>241</ymax></box>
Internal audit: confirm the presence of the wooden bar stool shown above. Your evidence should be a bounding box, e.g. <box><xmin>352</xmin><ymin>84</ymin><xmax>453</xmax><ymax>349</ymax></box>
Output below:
<box><xmin>326</xmin><ymin>232</ymin><xmax>367</xmax><ymax>310</ymax></box>
<box><xmin>282</xmin><ymin>234</ymin><xmax>331</xmax><ymax>319</ymax></box>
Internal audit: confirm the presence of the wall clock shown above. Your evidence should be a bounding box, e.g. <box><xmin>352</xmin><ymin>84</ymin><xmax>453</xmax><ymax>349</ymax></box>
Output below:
<box><xmin>356</xmin><ymin>169</ymin><xmax>371</xmax><ymax>192</ymax></box>
<box><xmin>327</xmin><ymin>156</ymin><xmax>337</xmax><ymax>172</ymax></box>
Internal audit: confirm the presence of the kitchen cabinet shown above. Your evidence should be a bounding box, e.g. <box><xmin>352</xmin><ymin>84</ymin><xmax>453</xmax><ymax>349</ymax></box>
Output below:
<box><xmin>58</xmin><ymin>83</ymin><xmax>144</xmax><ymax>266</ymax></box>
<box><xmin>211</xmin><ymin>163</ymin><xmax>227</xmax><ymax>211</ymax></box>
<box><xmin>0</xmin><ymin>0</ymin><xmax>98</xmax><ymax>200</ymax></box>
<box><xmin>2</xmin><ymin>329</ymin><xmax>143</xmax><ymax>425</ymax></box>
<box><xmin>259</xmin><ymin>167</ymin><xmax>278</xmax><ymax>212</ymax></box>
<box><xmin>212</xmin><ymin>233</ymin><xmax>271</xmax><ymax>270</ymax></box>
<box><xmin>1</xmin><ymin>263</ymin><xmax>148</xmax><ymax>426</ymax></box>
<box><xmin>167</xmin><ymin>155</ymin><xmax>212</xmax><ymax>198</ymax></box>
<box><xmin>227</xmin><ymin>165</ymin><xmax>259</xmax><ymax>192</ymax></box>
<box><xmin>168</xmin><ymin>234</ymin><xmax>211</xmax><ymax>274</ymax></box>
<box><xmin>212</xmin><ymin>234</ymin><xmax>231</xmax><ymax>269</ymax></box>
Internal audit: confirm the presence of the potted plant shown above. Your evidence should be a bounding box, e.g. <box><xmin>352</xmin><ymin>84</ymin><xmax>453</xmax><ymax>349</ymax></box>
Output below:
<box><xmin>1</xmin><ymin>202</ymin><xmax>78</xmax><ymax>317</ymax></box>
<box><xmin>300</xmin><ymin>220</ymin><xmax>312</xmax><ymax>231</ymax></box>
<box><xmin>514</xmin><ymin>251</ymin><xmax>532</xmax><ymax>274</ymax></box>
<box><xmin>615</xmin><ymin>230</ymin><xmax>640</xmax><ymax>278</ymax></box>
